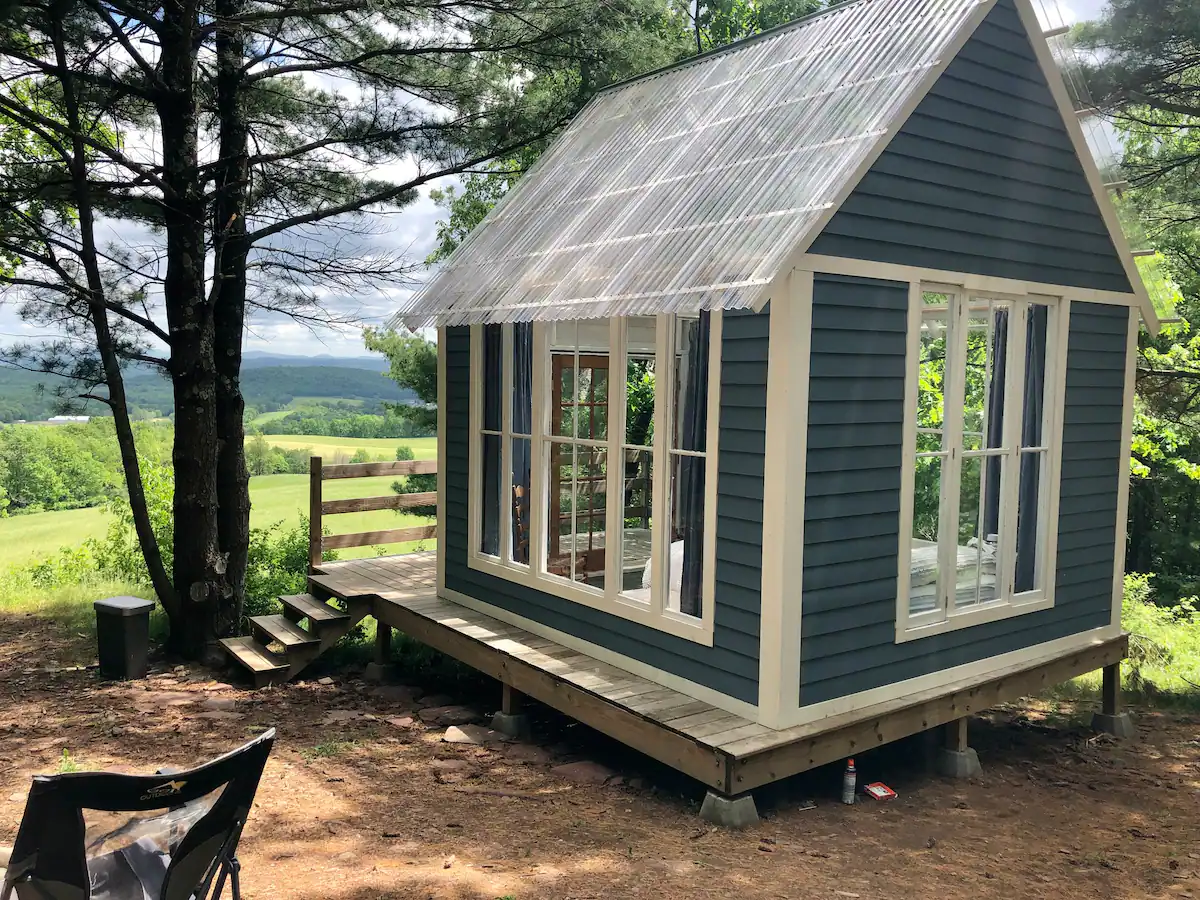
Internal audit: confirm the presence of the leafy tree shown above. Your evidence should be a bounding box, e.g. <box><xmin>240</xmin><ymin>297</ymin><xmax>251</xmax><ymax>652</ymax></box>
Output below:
<box><xmin>393</xmin><ymin>444</ymin><xmax>437</xmax><ymax>517</ymax></box>
<box><xmin>1072</xmin><ymin>0</ymin><xmax>1200</xmax><ymax>604</ymax></box>
<box><xmin>696</xmin><ymin>0</ymin><xmax>826</xmax><ymax>52</ymax></box>
<box><xmin>0</xmin><ymin>0</ymin><xmax>604</xmax><ymax>657</ymax></box>
<box><xmin>246</xmin><ymin>435</ymin><xmax>283</xmax><ymax>476</ymax></box>
<box><xmin>1076</xmin><ymin>0</ymin><xmax>1199</xmax><ymax>123</ymax></box>
<box><xmin>423</xmin><ymin>0</ymin><xmax>830</xmax><ymax>259</ymax></box>
<box><xmin>363</xmin><ymin>329</ymin><xmax>440</xmax><ymax>433</ymax></box>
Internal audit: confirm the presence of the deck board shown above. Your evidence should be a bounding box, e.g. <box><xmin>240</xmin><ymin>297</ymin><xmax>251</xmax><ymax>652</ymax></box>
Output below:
<box><xmin>317</xmin><ymin>553</ymin><xmax>751</xmax><ymax>785</ymax></box>
<box><xmin>316</xmin><ymin>553</ymin><xmax>1129</xmax><ymax>795</ymax></box>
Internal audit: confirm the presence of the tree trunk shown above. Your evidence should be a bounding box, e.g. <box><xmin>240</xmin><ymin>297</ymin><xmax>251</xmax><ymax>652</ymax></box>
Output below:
<box><xmin>213</xmin><ymin>0</ymin><xmax>251</xmax><ymax>627</ymax></box>
<box><xmin>48</xmin><ymin>8</ymin><xmax>178</xmax><ymax>620</ymax></box>
<box><xmin>159</xmin><ymin>0</ymin><xmax>229</xmax><ymax>660</ymax></box>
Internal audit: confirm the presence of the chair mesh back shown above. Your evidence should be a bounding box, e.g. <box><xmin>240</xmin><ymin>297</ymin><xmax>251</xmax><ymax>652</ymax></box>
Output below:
<box><xmin>3</xmin><ymin>730</ymin><xmax>274</xmax><ymax>900</ymax></box>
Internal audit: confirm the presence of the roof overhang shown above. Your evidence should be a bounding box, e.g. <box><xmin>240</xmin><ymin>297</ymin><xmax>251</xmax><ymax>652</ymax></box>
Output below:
<box><xmin>388</xmin><ymin>0</ymin><xmax>998</xmax><ymax>330</ymax></box>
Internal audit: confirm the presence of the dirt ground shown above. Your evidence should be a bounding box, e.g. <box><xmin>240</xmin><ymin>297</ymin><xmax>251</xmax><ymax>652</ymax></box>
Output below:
<box><xmin>2</xmin><ymin>611</ymin><xmax>1199</xmax><ymax>900</ymax></box>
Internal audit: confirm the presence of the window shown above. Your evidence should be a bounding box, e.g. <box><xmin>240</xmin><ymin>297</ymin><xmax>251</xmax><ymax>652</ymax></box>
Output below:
<box><xmin>471</xmin><ymin>314</ymin><xmax>721</xmax><ymax>642</ymax></box>
<box><xmin>902</xmin><ymin>286</ymin><xmax>1060</xmax><ymax>637</ymax></box>
<box><xmin>478</xmin><ymin>323</ymin><xmax>533</xmax><ymax>565</ymax></box>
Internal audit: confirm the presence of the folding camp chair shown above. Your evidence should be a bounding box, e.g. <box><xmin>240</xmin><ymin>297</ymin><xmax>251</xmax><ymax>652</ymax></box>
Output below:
<box><xmin>1</xmin><ymin>728</ymin><xmax>274</xmax><ymax>900</ymax></box>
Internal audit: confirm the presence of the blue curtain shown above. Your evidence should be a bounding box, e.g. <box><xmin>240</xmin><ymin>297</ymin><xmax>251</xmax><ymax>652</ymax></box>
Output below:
<box><xmin>981</xmin><ymin>305</ymin><xmax>1047</xmax><ymax>591</ymax></box>
<box><xmin>511</xmin><ymin>323</ymin><xmax>533</xmax><ymax>564</ymax></box>
<box><xmin>983</xmin><ymin>309</ymin><xmax>1008</xmax><ymax>540</ymax></box>
<box><xmin>480</xmin><ymin>325</ymin><xmax>502</xmax><ymax>556</ymax></box>
<box><xmin>678</xmin><ymin>313</ymin><xmax>710</xmax><ymax>617</ymax></box>
<box><xmin>1015</xmin><ymin>305</ymin><xmax>1047</xmax><ymax>592</ymax></box>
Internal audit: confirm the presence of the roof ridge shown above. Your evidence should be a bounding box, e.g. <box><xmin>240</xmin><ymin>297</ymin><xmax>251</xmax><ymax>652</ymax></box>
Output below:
<box><xmin>594</xmin><ymin>0</ymin><xmax>875</xmax><ymax>98</ymax></box>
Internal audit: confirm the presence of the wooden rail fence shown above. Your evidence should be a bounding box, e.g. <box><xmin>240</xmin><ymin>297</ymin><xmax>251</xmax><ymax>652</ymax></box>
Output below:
<box><xmin>308</xmin><ymin>456</ymin><xmax>437</xmax><ymax>569</ymax></box>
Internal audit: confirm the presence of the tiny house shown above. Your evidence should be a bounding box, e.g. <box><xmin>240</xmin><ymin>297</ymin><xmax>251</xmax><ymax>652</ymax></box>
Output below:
<box><xmin>383</xmin><ymin>0</ymin><xmax>1151</xmax><ymax>817</ymax></box>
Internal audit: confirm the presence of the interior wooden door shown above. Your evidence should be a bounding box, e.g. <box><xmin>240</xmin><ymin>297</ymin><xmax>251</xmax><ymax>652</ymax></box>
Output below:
<box><xmin>550</xmin><ymin>353</ymin><xmax>609</xmax><ymax>581</ymax></box>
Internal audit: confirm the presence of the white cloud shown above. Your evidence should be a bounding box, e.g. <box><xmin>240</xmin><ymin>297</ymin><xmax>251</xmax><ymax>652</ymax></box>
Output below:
<box><xmin>0</xmin><ymin>186</ymin><xmax>447</xmax><ymax>358</ymax></box>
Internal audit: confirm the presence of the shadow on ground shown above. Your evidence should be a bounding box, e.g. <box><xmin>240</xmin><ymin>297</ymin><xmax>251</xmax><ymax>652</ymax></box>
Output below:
<box><xmin>3</xmin><ymin>610</ymin><xmax>1199</xmax><ymax>900</ymax></box>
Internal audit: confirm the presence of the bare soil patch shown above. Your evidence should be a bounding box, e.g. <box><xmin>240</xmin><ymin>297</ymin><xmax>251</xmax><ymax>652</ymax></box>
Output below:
<box><xmin>2</xmin><ymin>611</ymin><xmax>1199</xmax><ymax>900</ymax></box>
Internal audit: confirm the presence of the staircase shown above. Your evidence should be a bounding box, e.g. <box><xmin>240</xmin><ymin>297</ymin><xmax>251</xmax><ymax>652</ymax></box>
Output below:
<box><xmin>219</xmin><ymin>574</ymin><xmax>370</xmax><ymax>687</ymax></box>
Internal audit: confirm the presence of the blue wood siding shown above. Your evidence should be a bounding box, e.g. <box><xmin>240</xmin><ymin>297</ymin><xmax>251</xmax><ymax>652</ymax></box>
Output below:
<box><xmin>798</xmin><ymin>275</ymin><xmax>1128</xmax><ymax>706</ymax></box>
<box><xmin>443</xmin><ymin>309</ymin><xmax>768</xmax><ymax>705</ymax></box>
<box><xmin>808</xmin><ymin>0</ymin><xmax>1133</xmax><ymax>295</ymax></box>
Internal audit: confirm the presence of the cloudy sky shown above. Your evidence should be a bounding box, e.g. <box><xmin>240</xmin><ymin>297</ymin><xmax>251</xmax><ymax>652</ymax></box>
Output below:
<box><xmin>0</xmin><ymin>0</ymin><xmax>1114</xmax><ymax>360</ymax></box>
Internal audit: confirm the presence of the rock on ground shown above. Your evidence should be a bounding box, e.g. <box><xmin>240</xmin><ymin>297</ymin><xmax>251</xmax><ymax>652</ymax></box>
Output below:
<box><xmin>369</xmin><ymin>685</ymin><xmax>422</xmax><ymax>706</ymax></box>
<box><xmin>431</xmin><ymin>758</ymin><xmax>472</xmax><ymax>772</ymax></box>
<box><xmin>504</xmin><ymin>743</ymin><xmax>554</xmax><ymax>766</ymax></box>
<box><xmin>442</xmin><ymin>724</ymin><xmax>510</xmax><ymax>746</ymax></box>
<box><xmin>415</xmin><ymin>694</ymin><xmax>453</xmax><ymax>709</ymax></box>
<box><xmin>551</xmin><ymin>761</ymin><xmax>617</xmax><ymax>785</ymax></box>
<box><xmin>418</xmin><ymin>705</ymin><xmax>482</xmax><ymax>727</ymax></box>
<box><xmin>133</xmin><ymin>692</ymin><xmax>197</xmax><ymax>708</ymax></box>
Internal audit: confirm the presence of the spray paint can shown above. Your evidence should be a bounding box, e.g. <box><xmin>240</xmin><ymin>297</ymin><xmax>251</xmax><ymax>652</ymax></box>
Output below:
<box><xmin>842</xmin><ymin>758</ymin><xmax>857</xmax><ymax>805</ymax></box>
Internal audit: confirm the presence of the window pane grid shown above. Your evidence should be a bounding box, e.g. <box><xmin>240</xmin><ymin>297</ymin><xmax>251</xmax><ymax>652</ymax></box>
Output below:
<box><xmin>475</xmin><ymin>314</ymin><xmax>715</xmax><ymax>635</ymax></box>
<box><xmin>907</xmin><ymin>289</ymin><xmax>1056</xmax><ymax>623</ymax></box>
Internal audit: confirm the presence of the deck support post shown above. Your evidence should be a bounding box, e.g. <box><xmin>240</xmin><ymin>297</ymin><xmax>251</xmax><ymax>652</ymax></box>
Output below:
<box><xmin>308</xmin><ymin>456</ymin><xmax>323</xmax><ymax>572</ymax></box>
<box><xmin>700</xmin><ymin>791</ymin><xmax>758</xmax><ymax>828</ymax></box>
<box><xmin>492</xmin><ymin>683</ymin><xmax>532</xmax><ymax>740</ymax></box>
<box><xmin>1091</xmin><ymin>662</ymin><xmax>1135</xmax><ymax>738</ymax></box>
<box><xmin>364</xmin><ymin>621</ymin><xmax>393</xmax><ymax>682</ymax></box>
<box><xmin>935</xmin><ymin>716</ymin><xmax>981</xmax><ymax>778</ymax></box>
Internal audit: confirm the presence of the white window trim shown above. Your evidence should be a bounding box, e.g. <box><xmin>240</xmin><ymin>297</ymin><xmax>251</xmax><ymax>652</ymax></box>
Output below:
<box><xmin>466</xmin><ymin>314</ymin><xmax>722</xmax><ymax>646</ymax></box>
<box><xmin>895</xmin><ymin>284</ymin><xmax>1068</xmax><ymax>643</ymax></box>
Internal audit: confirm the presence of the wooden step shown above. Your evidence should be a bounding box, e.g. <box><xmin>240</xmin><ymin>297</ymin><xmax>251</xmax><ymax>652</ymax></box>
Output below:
<box><xmin>279</xmin><ymin>593</ymin><xmax>349</xmax><ymax>624</ymax></box>
<box><xmin>250</xmin><ymin>614</ymin><xmax>320</xmax><ymax>649</ymax></box>
<box><xmin>220</xmin><ymin>636</ymin><xmax>289</xmax><ymax>685</ymax></box>
<box><xmin>308</xmin><ymin>572</ymin><xmax>378</xmax><ymax>603</ymax></box>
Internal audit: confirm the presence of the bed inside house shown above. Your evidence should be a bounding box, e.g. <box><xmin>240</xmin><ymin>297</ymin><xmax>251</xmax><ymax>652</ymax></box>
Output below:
<box><xmin>908</xmin><ymin>539</ymin><xmax>998</xmax><ymax>613</ymax></box>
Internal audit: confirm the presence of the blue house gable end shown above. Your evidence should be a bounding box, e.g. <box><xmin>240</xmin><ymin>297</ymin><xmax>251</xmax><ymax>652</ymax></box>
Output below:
<box><xmin>809</xmin><ymin>0</ymin><xmax>1133</xmax><ymax>295</ymax></box>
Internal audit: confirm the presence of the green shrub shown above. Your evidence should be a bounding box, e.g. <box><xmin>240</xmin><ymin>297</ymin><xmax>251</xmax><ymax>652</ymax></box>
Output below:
<box><xmin>1121</xmin><ymin>572</ymin><xmax>1200</xmax><ymax>698</ymax></box>
<box><xmin>14</xmin><ymin>454</ymin><xmax>331</xmax><ymax>630</ymax></box>
<box><xmin>393</xmin><ymin>445</ymin><xmax>436</xmax><ymax>517</ymax></box>
<box><xmin>243</xmin><ymin>516</ymin><xmax>336</xmax><ymax>620</ymax></box>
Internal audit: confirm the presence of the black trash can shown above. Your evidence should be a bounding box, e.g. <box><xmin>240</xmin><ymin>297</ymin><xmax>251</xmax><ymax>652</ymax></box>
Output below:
<box><xmin>94</xmin><ymin>596</ymin><xmax>155</xmax><ymax>680</ymax></box>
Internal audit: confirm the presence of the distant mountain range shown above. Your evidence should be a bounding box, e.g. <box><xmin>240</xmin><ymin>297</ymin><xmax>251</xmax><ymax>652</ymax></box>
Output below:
<box><xmin>240</xmin><ymin>351</ymin><xmax>390</xmax><ymax>372</ymax></box>
<box><xmin>0</xmin><ymin>356</ymin><xmax>408</xmax><ymax>422</ymax></box>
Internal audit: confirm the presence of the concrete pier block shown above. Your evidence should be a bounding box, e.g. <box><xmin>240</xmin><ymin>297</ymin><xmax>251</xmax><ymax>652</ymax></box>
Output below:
<box><xmin>935</xmin><ymin>747</ymin><xmax>982</xmax><ymax>779</ymax></box>
<box><xmin>1091</xmin><ymin>711</ymin><xmax>1135</xmax><ymax>739</ymax></box>
<box><xmin>699</xmin><ymin>791</ymin><xmax>758</xmax><ymax>828</ymax></box>
<box><xmin>490</xmin><ymin>711</ymin><xmax>532</xmax><ymax>741</ymax></box>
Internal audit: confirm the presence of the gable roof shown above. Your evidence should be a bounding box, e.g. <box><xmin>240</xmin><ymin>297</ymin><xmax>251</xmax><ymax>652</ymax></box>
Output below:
<box><xmin>393</xmin><ymin>0</ymin><xmax>1155</xmax><ymax>330</ymax></box>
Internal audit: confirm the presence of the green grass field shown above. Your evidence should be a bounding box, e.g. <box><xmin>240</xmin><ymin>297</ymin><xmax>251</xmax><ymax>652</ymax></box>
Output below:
<box><xmin>261</xmin><ymin>435</ymin><xmax>436</xmax><ymax>460</ymax></box>
<box><xmin>0</xmin><ymin>471</ymin><xmax>434</xmax><ymax>568</ymax></box>
<box><xmin>248</xmin><ymin>397</ymin><xmax>366</xmax><ymax>427</ymax></box>
<box><xmin>0</xmin><ymin>506</ymin><xmax>117</xmax><ymax>569</ymax></box>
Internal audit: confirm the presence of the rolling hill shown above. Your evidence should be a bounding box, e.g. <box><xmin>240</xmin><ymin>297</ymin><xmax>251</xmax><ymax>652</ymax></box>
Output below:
<box><xmin>0</xmin><ymin>359</ymin><xmax>413</xmax><ymax>422</ymax></box>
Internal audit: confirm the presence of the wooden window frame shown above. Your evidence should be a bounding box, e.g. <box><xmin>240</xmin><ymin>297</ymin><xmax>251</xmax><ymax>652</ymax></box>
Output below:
<box><xmin>895</xmin><ymin>284</ymin><xmax>1067</xmax><ymax>643</ymax></box>
<box><xmin>467</xmin><ymin>315</ymin><xmax>722</xmax><ymax>646</ymax></box>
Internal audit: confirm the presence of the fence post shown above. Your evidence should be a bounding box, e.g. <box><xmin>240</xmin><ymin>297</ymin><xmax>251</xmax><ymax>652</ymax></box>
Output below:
<box><xmin>309</xmin><ymin>455</ymin><xmax>323</xmax><ymax>571</ymax></box>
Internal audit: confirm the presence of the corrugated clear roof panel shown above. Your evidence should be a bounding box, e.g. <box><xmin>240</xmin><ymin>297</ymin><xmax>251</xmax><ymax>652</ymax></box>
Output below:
<box><xmin>394</xmin><ymin>0</ymin><xmax>992</xmax><ymax>327</ymax></box>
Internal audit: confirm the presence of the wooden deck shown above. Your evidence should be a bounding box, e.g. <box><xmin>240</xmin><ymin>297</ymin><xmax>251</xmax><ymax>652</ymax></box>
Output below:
<box><xmin>314</xmin><ymin>553</ymin><xmax>1128</xmax><ymax>795</ymax></box>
